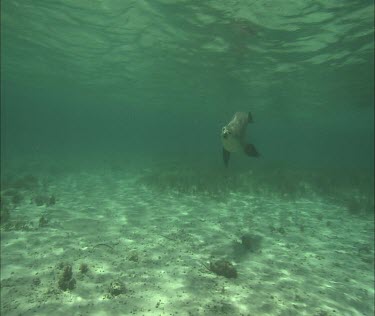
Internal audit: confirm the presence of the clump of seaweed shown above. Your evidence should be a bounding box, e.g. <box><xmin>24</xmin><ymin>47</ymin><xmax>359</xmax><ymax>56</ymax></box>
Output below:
<box><xmin>57</xmin><ymin>263</ymin><xmax>76</xmax><ymax>291</ymax></box>
<box><xmin>203</xmin><ymin>259</ymin><xmax>238</xmax><ymax>278</ymax></box>
<box><xmin>240</xmin><ymin>234</ymin><xmax>262</xmax><ymax>252</ymax></box>
<box><xmin>2</xmin><ymin>220</ymin><xmax>33</xmax><ymax>231</ymax></box>
<box><xmin>108</xmin><ymin>280</ymin><xmax>127</xmax><ymax>296</ymax></box>
<box><xmin>79</xmin><ymin>263</ymin><xmax>89</xmax><ymax>274</ymax></box>
<box><xmin>38</xmin><ymin>215</ymin><xmax>49</xmax><ymax>228</ymax></box>
<box><xmin>127</xmin><ymin>251</ymin><xmax>139</xmax><ymax>262</ymax></box>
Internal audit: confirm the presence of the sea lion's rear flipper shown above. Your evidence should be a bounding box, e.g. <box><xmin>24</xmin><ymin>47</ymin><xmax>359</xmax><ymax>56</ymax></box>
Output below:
<box><xmin>223</xmin><ymin>148</ymin><xmax>230</xmax><ymax>167</ymax></box>
<box><xmin>244</xmin><ymin>144</ymin><xmax>260</xmax><ymax>157</ymax></box>
<box><xmin>247</xmin><ymin>112</ymin><xmax>253</xmax><ymax>123</ymax></box>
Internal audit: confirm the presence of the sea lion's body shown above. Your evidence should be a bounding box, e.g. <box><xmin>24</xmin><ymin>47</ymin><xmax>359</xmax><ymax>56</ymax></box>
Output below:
<box><xmin>221</xmin><ymin>112</ymin><xmax>259</xmax><ymax>167</ymax></box>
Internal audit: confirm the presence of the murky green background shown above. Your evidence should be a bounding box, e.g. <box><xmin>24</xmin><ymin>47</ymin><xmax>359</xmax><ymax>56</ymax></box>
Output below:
<box><xmin>1</xmin><ymin>0</ymin><xmax>373</xmax><ymax>170</ymax></box>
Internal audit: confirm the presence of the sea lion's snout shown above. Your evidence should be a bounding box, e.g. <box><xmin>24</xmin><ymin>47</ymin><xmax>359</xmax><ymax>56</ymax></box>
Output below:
<box><xmin>222</xmin><ymin>127</ymin><xmax>230</xmax><ymax>139</ymax></box>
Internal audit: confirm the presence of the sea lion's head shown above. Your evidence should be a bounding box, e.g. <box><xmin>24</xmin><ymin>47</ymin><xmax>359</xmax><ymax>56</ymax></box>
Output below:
<box><xmin>221</xmin><ymin>126</ymin><xmax>232</xmax><ymax>139</ymax></box>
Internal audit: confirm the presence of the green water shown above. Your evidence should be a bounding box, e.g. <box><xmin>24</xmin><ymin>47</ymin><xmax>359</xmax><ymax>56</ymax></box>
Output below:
<box><xmin>1</xmin><ymin>0</ymin><xmax>374</xmax><ymax>168</ymax></box>
<box><xmin>1</xmin><ymin>1</ymin><xmax>374</xmax><ymax>315</ymax></box>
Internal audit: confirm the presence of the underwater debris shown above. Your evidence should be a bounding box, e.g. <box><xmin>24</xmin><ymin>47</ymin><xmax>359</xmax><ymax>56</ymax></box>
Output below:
<box><xmin>57</xmin><ymin>263</ymin><xmax>76</xmax><ymax>291</ymax></box>
<box><xmin>108</xmin><ymin>280</ymin><xmax>127</xmax><ymax>296</ymax></box>
<box><xmin>93</xmin><ymin>243</ymin><xmax>114</xmax><ymax>250</ymax></box>
<box><xmin>204</xmin><ymin>259</ymin><xmax>238</xmax><ymax>279</ymax></box>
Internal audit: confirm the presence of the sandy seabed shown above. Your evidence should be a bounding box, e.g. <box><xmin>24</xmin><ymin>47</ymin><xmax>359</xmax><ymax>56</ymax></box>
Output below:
<box><xmin>1</xmin><ymin>163</ymin><xmax>374</xmax><ymax>316</ymax></box>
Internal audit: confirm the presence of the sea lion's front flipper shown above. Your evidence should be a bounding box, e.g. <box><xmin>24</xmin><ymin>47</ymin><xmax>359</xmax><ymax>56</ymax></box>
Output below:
<box><xmin>223</xmin><ymin>148</ymin><xmax>230</xmax><ymax>167</ymax></box>
<box><xmin>247</xmin><ymin>112</ymin><xmax>253</xmax><ymax>123</ymax></box>
<box><xmin>244</xmin><ymin>144</ymin><xmax>260</xmax><ymax>157</ymax></box>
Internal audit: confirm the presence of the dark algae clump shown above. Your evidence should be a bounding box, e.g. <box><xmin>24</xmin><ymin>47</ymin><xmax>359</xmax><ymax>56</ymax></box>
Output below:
<box><xmin>108</xmin><ymin>280</ymin><xmax>127</xmax><ymax>296</ymax></box>
<box><xmin>57</xmin><ymin>263</ymin><xmax>76</xmax><ymax>291</ymax></box>
<box><xmin>204</xmin><ymin>259</ymin><xmax>238</xmax><ymax>279</ymax></box>
<box><xmin>241</xmin><ymin>234</ymin><xmax>262</xmax><ymax>252</ymax></box>
<box><xmin>79</xmin><ymin>263</ymin><xmax>89</xmax><ymax>274</ymax></box>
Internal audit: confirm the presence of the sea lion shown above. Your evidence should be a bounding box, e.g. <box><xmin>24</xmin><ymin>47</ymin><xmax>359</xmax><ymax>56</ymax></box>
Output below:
<box><xmin>221</xmin><ymin>112</ymin><xmax>260</xmax><ymax>167</ymax></box>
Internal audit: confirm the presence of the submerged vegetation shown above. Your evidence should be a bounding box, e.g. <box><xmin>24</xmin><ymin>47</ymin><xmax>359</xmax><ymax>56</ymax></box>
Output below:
<box><xmin>0</xmin><ymin>172</ymin><xmax>58</xmax><ymax>230</ymax></box>
<box><xmin>137</xmin><ymin>163</ymin><xmax>374</xmax><ymax>215</ymax></box>
<box><xmin>203</xmin><ymin>259</ymin><xmax>238</xmax><ymax>279</ymax></box>
<box><xmin>57</xmin><ymin>263</ymin><xmax>76</xmax><ymax>291</ymax></box>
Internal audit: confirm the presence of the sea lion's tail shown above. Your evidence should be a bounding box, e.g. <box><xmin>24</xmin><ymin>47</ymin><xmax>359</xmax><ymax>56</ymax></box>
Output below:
<box><xmin>248</xmin><ymin>112</ymin><xmax>253</xmax><ymax>123</ymax></box>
